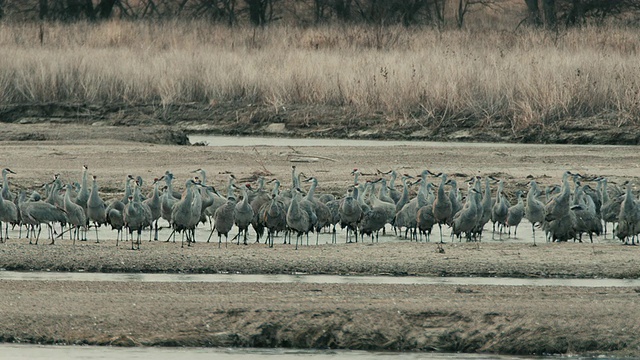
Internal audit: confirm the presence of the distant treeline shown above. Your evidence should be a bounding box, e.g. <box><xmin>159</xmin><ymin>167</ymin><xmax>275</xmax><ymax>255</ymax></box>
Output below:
<box><xmin>0</xmin><ymin>0</ymin><xmax>639</xmax><ymax>28</ymax></box>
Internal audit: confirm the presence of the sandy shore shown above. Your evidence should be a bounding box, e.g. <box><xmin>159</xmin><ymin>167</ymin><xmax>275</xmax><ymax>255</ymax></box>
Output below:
<box><xmin>1</xmin><ymin>129</ymin><xmax>640</xmax><ymax>356</ymax></box>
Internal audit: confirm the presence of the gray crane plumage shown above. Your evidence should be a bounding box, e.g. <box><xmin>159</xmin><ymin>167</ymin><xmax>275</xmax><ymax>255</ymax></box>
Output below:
<box><xmin>491</xmin><ymin>179</ymin><xmax>509</xmax><ymax>239</ymax></box>
<box><xmin>63</xmin><ymin>183</ymin><xmax>87</xmax><ymax>244</ymax></box>
<box><xmin>143</xmin><ymin>177</ymin><xmax>163</xmax><ymax>241</ymax></box>
<box><xmin>451</xmin><ymin>188</ymin><xmax>481</xmax><ymax>242</ymax></box>
<box><xmin>19</xmin><ymin>192</ymin><xmax>67</xmax><ymax>245</ymax></box>
<box><xmin>287</xmin><ymin>188</ymin><xmax>311</xmax><ymax>250</ymax></box>
<box><xmin>86</xmin><ymin>175</ymin><xmax>107</xmax><ymax>243</ymax></box>
<box><xmin>0</xmin><ymin>190</ymin><xmax>18</xmax><ymax>242</ymax></box>
<box><xmin>432</xmin><ymin>173</ymin><xmax>453</xmax><ymax>243</ymax></box>
<box><xmin>525</xmin><ymin>181</ymin><xmax>545</xmax><ymax>245</ymax></box>
<box><xmin>259</xmin><ymin>194</ymin><xmax>287</xmax><ymax>248</ymax></box>
<box><xmin>1</xmin><ymin>168</ymin><xmax>16</xmax><ymax>202</ymax></box>
<box><xmin>339</xmin><ymin>187</ymin><xmax>362</xmax><ymax>243</ymax></box>
<box><xmin>506</xmin><ymin>190</ymin><xmax>525</xmax><ymax>238</ymax></box>
<box><xmin>235</xmin><ymin>184</ymin><xmax>255</xmax><ymax>245</ymax></box>
<box><xmin>106</xmin><ymin>199</ymin><xmax>125</xmax><ymax>246</ymax></box>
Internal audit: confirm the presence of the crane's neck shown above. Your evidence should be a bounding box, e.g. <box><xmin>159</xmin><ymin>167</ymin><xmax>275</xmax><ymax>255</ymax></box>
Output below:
<box><xmin>241</xmin><ymin>187</ymin><xmax>249</xmax><ymax>205</ymax></box>
<box><xmin>389</xmin><ymin>171</ymin><xmax>397</xmax><ymax>188</ymax></box>
<box><xmin>81</xmin><ymin>168</ymin><xmax>88</xmax><ymax>191</ymax></box>
<box><xmin>2</xmin><ymin>170</ymin><xmax>8</xmax><ymax>190</ymax></box>
<box><xmin>306</xmin><ymin>179</ymin><xmax>317</xmax><ymax>200</ymax></box>
<box><xmin>90</xmin><ymin>178</ymin><xmax>100</xmax><ymax>201</ymax></box>
<box><xmin>151</xmin><ymin>181</ymin><xmax>161</xmax><ymax>200</ymax></box>
<box><xmin>271</xmin><ymin>180</ymin><xmax>280</xmax><ymax>196</ymax></box>
<box><xmin>291</xmin><ymin>167</ymin><xmax>297</xmax><ymax>188</ymax></box>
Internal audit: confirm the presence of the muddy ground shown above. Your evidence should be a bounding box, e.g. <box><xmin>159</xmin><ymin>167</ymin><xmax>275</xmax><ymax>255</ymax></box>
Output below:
<box><xmin>3</xmin><ymin>102</ymin><xmax>640</xmax><ymax>145</ymax></box>
<box><xmin>1</xmin><ymin>117</ymin><xmax>640</xmax><ymax>356</ymax></box>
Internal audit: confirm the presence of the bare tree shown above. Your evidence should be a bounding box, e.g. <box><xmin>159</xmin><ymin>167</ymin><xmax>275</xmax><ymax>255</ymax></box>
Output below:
<box><xmin>456</xmin><ymin>0</ymin><xmax>500</xmax><ymax>28</ymax></box>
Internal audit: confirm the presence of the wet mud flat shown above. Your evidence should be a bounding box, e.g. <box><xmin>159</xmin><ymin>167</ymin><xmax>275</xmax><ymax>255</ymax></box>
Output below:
<box><xmin>1</xmin><ymin>240</ymin><xmax>639</xmax><ymax>279</ymax></box>
<box><xmin>1</xmin><ymin>240</ymin><xmax>640</xmax><ymax>356</ymax></box>
<box><xmin>0</xmin><ymin>279</ymin><xmax>639</xmax><ymax>356</ymax></box>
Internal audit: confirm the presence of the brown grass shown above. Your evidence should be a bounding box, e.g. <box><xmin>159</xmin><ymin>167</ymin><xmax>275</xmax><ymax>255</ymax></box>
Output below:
<box><xmin>0</xmin><ymin>21</ymin><xmax>639</xmax><ymax>131</ymax></box>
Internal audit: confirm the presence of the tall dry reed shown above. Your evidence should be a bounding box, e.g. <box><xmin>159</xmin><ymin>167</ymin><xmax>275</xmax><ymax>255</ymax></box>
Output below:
<box><xmin>0</xmin><ymin>21</ymin><xmax>639</xmax><ymax>127</ymax></box>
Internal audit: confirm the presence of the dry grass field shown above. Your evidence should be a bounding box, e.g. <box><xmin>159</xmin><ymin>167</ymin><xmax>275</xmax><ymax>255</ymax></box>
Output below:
<box><xmin>1</xmin><ymin>21</ymin><xmax>639</xmax><ymax>141</ymax></box>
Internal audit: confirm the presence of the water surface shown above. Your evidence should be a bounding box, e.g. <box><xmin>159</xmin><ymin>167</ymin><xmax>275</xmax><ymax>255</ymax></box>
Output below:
<box><xmin>1</xmin><ymin>270</ymin><xmax>638</xmax><ymax>288</ymax></box>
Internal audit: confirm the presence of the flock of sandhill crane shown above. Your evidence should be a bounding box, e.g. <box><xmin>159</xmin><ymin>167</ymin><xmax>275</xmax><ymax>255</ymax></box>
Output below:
<box><xmin>0</xmin><ymin>165</ymin><xmax>637</xmax><ymax>250</ymax></box>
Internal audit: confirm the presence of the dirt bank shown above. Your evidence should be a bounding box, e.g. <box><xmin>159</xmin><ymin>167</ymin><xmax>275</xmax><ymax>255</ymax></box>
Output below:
<box><xmin>2</xmin><ymin>102</ymin><xmax>640</xmax><ymax>145</ymax></box>
<box><xmin>1</xmin><ymin>240</ymin><xmax>640</xmax><ymax>279</ymax></box>
<box><xmin>1</xmin><ymin>280</ymin><xmax>638</xmax><ymax>356</ymax></box>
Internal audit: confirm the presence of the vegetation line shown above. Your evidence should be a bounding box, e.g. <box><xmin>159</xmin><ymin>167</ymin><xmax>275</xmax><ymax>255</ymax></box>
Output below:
<box><xmin>0</xmin><ymin>21</ymin><xmax>639</xmax><ymax>132</ymax></box>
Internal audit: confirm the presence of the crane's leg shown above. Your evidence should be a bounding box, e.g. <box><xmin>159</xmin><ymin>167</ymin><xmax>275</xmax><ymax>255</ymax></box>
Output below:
<box><xmin>532</xmin><ymin>223</ymin><xmax>536</xmax><ymax>246</ymax></box>
<box><xmin>165</xmin><ymin>229</ymin><xmax>176</xmax><ymax>243</ymax></box>
<box><xmin>438</xmin><ymin>223</ymin><xmax>444</xmax><ymax>243</ymax></box>
<box><xmin>94</xmin><ymin>223</ymin><xmax>100</xmax><ymax>243</ymax></box>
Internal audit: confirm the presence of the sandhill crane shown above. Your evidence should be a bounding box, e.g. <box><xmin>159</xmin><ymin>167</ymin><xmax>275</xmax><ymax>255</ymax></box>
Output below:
<box><xmin>572</xmin><ymin>184</ymin><xmax>603</xmax><ymax>243</ymax></box>
<box><xmin>325</xmin><ymin>197</ymin><xmax>341</xmax><ymax>244</ymax></box>
<box><xmin>304</xmin><ymin>176</ymin><xmax>332</xmax><ymax>245</ymax></box>
<box><xmin>259</xmin><ymin>194</ymin><xmax>287</xmax><ymax>248</ymax></box>
<box><xmin>432</xmin><ymin>173</ymin><xmax>453</xmax><ymax>243</ymax></box>
<box><xmin>19</xmin><ymin>191</ymin><xmax>67</xmax><ymax>245</ymax></box>
<box><xmin>0</xmin><ymin>190</ymin><xmax>18</xmax><ymax>242</ymax></box>
<box><xmin>339</xmin><ymin>187</ymin><xmax>362</xmax><ymax>243</ymax></box>
<box><xmin>358</xmin><ymin>181</ymin><xmax>393</xmax><ymax>242</ymax></box>
<box><xmin>186</xmin><ymin>178</ymin><xmax>203</xmax><ymax>244</ymax></box>
<box><xmin>46</xmin><ymin>176</ymin><xmax>64</xmax><ymax>209</ymax></box>
<box><xmin>106</xmin><ymin>199</ymin><xmax>125</xmax><ymax>246</ymax></box>
<box><xmin>202</xmin><ymin>174</ymin><xmax>234</xmax><ymax>228</ymax></box>
<box><xmin>287</xmin><ymin>188</ymin><xmax>311</xmax><ymax>250</ymax></box>
<box><xmin>395</xmin><ymin>175</ymin><xmax>413</xmax><ymax>214</ymax></box>
<box><xmin>121</xmin><ymin>174</ymin><xmax>135</xmax><ymax>204</ymax></box>
<box><xmin>601</xmin><ymin>178</ymin><xmax>623</xmax><ymax>238</ymax></box>
<box><xmin>75</xmin><ymin>165</ymin><xmax>90</xmax><ymax>216</ymax></box>
<box><xmin>234</xmin><ymin>184</ymin><xmax>255</xmax><ymax>245</ymax></box>
<box><xmin>525</xmin><ymin>181</ymin><xmax>545</xmax><ymax>245</ymax></box>
<box><xmin>358</xmin><ymin>206</ymin><xmax>387</xmax><ymax>242</ymax></box>
<box><xmin>451</xmin><ymin>187</ymin><xmax>481</xmax><ymax>242</ymax></box>
<box><xmin>377</xmin><ymin>177</ymin><xmax>395</xmax><ymax>205</ymax></box>
<box><xmin>63</xmin><ymin>184</ymin><xmax>87</xmax><ymax>245</ymax></box>
<box><xmin>377</xmin><ymin>169</ymin><xmax>401</xmax><ymax>204</ymax></box>
<box><xmin>1</xmin><ymin>168</ymin><xmax>16</xmax><ymax>202</ymax></box>
<box><xmin>417</xmin><ymin>203</ymin><xmax>436</xmax><ymax>242</ymax></box>
<box><xmin>448</xmin><ymin>178</ymin><xmax>462</xmax><ymax>219</ymax></box>
<box><xmin>369</xmin><ymin>179</ymin><xmax>396</xmax><ymax>232</ymax></box>
<box><xmin>544</xmin><ymin>171</ymin><xmax>578</xmax><ymax>242</ymax></box>
<box><xmin>86</xmin><ymin>175</ymin><xmax>107</xmax><ymax>243</ymax></box>
<box><xmin>506</xmin><ymin>190</ymin><xmax>525</xmax><ymax>238</ymax></box>
<box><xmin>250</xmin><ymin>177</ymin><xmax>270</xmax><ymax>243</ymax></box>
<box><xmin>171</xmin><ymin>179</ymin><xmax>198</xmax><ymax>247</ymax></box>
<box><xmin>472</xmin><ymin>177</ymin><xmax>492</xmax><ymax>239</ymax></box>
<box><xmin>617</xmin><ymin>183</ymin><xmax>639</xmax><ymax>245</ymax></box>
<box><xmin>143</xmin><ymin>177</ymin><xmax>163</xmax><ymax>241</ymax></box>
<box><xmin>123</xmin><ymin>181</ymin><xmax>149</xmax><ymax>250</ymax></box>
<box><xmin>210</xmin><ymin>194</ymin><xmax>236</xmax><ymax>248</ymax></box>
<box><xmin>491</xmin><ymin>178</ymin><xmax>509</xmax><ymax>239</ymax></box>
<box><xmin>161</xmin><ymin>175</ymin><xmax>180</xmax><ymax>231</ymax></box>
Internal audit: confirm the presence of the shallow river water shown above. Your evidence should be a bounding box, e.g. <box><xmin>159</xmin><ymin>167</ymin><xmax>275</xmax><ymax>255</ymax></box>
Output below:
<box><xmin>0</xmin><ymin>344</ymin><xmax>601</xmax><ymax>360</ymax></box>
<box><xmin>2</xmin><ymin>270</ymin><xmax>639</xmax><ymax>287</ymax></box>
